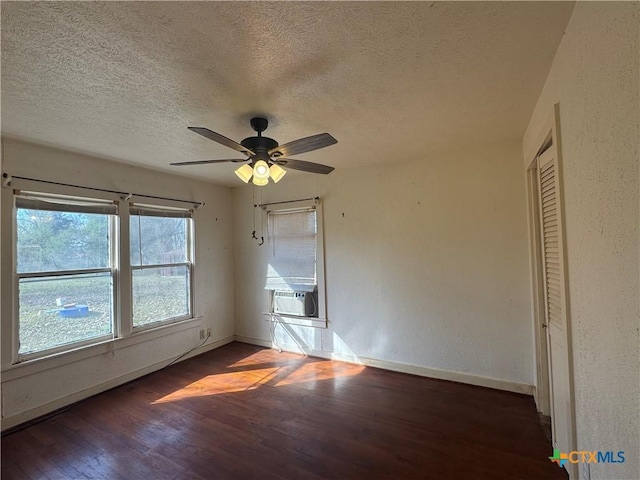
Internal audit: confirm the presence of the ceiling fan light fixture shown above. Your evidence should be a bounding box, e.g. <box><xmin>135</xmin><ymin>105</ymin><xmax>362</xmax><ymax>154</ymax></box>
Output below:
<box><xmin>253</xmin><ymin>160</ymin><xmax>270</xmax><ymax>180</ymax></box>
<box><xmin>252</xmin><ymin>176</ymin><xmax>269</xmax><ymax>186</ymax></box>
<box><xmin>269</xmin><ymin>164</ymin><xmax>287</xmax><ymax>183</ymax></box>
<box><xmin>234</xmin><ymin>164</ymin><xmax>253</xmax><ymax>183</ymax></box>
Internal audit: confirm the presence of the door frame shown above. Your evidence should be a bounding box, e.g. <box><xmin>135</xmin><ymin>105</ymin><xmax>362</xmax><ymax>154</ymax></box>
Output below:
<box><xmin>523</xmin><ymin>103</ymin><xmax>577</xmax><ymax>475</ymax></box>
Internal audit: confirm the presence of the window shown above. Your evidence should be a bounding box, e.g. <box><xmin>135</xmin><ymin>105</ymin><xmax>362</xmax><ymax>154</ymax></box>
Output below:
<box><xmin>16</xmin><ymin>194</ymin><xmax>116</xmax><ymax>356</ymax></box>
<box><xmin>12</xmin><ymin>190</ymin><xmax>196</xmax><ymax>362</ymax></box>
<box><xmin>266</xmin><ymin>208</ymin><xmax>317</xmax><ymax>292</ymax></box>
<box><xmin>130</xmin><ymin>205</ymin><xmax>192</xmax><ymax>328</ymax></box>
<box><xmin>264</xmin><ymin>200</ymin><xmax>326</xmax><ymax>325</ymax></box>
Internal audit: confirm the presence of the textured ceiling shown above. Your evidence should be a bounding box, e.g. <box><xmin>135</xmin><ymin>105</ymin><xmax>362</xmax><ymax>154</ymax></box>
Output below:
<box><xmin>1</xmin><ymin>1</ymin><xmax>574</xmax><ymax>186</ymax></box>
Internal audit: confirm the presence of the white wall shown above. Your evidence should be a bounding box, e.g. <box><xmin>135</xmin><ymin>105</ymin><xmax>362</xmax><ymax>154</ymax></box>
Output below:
<box><xmin>0</xmin><ymin>139</ymin><xmax>235</xmax><ymax>428</ymax></box>
<box><xmin>233</xmin><ymin>141</ymin><xmax>535</xmax><ymax>391</ymax></box>
<box><xmin>524</xmin><ymin>3</ymin><xmax>639</xmax><ymax>479</ymax></box>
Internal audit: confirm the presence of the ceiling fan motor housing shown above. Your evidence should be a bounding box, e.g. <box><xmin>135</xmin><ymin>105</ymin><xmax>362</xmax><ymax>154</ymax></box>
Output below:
<box><xmin>241</xmin><ymin>117</ymin><xmax>280</xmax><ymax>161</ymax></box>
<box><xmin>241</xmin><ymin>136</ymin><xmax>279</xmax><ymax>161</ymax></box>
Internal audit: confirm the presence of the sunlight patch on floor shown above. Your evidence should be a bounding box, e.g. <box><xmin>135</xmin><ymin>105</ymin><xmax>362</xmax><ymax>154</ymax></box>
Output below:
<box><xmin>152</xmin><ymin>356</ymin><xmax>366</xmax><ymax>404</ymax></box>
<box><xmin>275</xmin><ymin>361</ymin><xmax>365</xmax><ymax>387</ymax></box>
<box><xmin>226</xmin><ymin>350</ymin><xmax>289</xmax><ymax>368</ymax></box>
<box><xmin>152</xmin><ymin>367</ymin><xmax>281</xmax><ymax>403</ymax></box>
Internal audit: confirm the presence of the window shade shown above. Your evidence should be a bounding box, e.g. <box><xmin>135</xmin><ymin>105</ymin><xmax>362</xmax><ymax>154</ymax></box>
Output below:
<box><xmin>265</xmin><ymin>208</ymin><xmax>317</xmax><ymax>292</ymax></box>
<box><xmin>16</xmin><ymin>195</ymin><xmax>117</xmax><ymax>215</ymax></box>
<box><xmin>130</xmin><ymin>204</ymin><xmax>193</xmax><ymax>218</ymax></box>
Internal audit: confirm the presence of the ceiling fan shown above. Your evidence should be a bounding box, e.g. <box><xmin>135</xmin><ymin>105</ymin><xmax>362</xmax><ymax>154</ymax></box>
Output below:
<box><xmin>170</xmin><ymin>117</ymin><xmax>337</xmax><ymax>185</ymax></box>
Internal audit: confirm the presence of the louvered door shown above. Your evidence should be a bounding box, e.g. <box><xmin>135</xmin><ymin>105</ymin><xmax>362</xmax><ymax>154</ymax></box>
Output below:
<box><xmin>539</xmin><ymin>153</ymin><xmax>562</xmax><ymax>327</ymax></box>
<box><xmin>536</xmin><ymin>148</ymin><xmax>573</xmax><ymax>460</ymax></box>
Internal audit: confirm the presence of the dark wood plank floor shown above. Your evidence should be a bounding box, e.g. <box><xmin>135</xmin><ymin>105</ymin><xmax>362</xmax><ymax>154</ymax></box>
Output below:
<box><xmin>2</xmin><ymin>342</ymin><xmax>567</xmax><ymax>479</ymax></box>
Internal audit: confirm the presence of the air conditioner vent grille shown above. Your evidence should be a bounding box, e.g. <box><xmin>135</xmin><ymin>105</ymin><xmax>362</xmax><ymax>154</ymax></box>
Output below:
<box><xmin>273</xmin><ymin>290</ymin><xmax>317</xmax><ymax>317</ymax></box>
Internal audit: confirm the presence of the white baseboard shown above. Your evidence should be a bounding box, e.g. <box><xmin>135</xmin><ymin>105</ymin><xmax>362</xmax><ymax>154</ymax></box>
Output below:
<box><xmin>235</xmin><ymin>337</ymin><xmax>534</xmax><ymax>396</ymax></box>
<box><xmin>1</xmin><ymin>335</ymin><xmax>234</xmax><ymax>431</ymax></box>
<box><xmin>178</xmin><ymin>334</ymin><xmax>235</xmax><ymax>363</ymax></box>
<box><xmin>234</xmin><ymin>335</ymin><xmax>272</xmax><ymax>348</ymax></box>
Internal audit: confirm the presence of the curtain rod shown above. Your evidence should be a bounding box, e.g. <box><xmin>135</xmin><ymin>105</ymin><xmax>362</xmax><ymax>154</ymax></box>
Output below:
<box><xmin>256</xmin><ymin>196</ymin><xmax>319</xmax><ymax>208</ymax></box>
<box><xmin>2</xmin><ymin>173</ymin><xmax>204</xmax><ymax>207</ymax></box>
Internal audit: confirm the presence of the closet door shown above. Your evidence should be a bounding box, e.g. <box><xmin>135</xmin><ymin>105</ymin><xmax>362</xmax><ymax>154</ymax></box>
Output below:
<box><xmin>537</xmin><ymin>148</ymin><xmax>573</xmax><ymax>458</ymax></box>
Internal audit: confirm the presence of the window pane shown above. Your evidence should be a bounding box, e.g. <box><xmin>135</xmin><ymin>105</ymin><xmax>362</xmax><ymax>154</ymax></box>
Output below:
<box><xmin>19</xmin><ymin>272</ymin><xmax>113</xmax><ymax>354</ymax></box>
<box><xmin>132</xmin><ymin>266</ymin><xmax>190</xmax><ymax>327</ymax></box>
<box><xmin>130</xmin><ymin>215</ymin><xmax>188</xmax><ymax>266</ymax></box>
<box><xmin>17</xmin><ymin>209</ymin><xmax>110</xmax><ymax>273</ymax></box>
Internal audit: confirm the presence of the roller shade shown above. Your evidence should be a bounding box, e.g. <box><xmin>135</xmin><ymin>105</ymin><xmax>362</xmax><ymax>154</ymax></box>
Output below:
<box><xmin>16</xmin><ymin>194</ymin><xmax>117</xmax><ymax>215</ymax></box>
<box><xmin>130</xmin><ymin>204</ymin><xmax>193</xmax><ymax>218</ymax></box>
<box><xmin>265</xmin><ymin>208</ymin><xmax>317</xmax><ymax>292</ymax></box>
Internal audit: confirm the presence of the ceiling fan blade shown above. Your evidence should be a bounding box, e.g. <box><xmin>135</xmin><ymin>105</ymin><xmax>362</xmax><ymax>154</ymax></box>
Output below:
<box><xmin>269</xmin><ymin>133</ymin><xmax>337</xmax><ymax>157</ymax></box>
<box><xmin>188</xmin><ymin>127</ymin><xmax>255</xmax><ymax>155</ymax></box>
<box><xmin>170</xmin><ymin>159</ymin><xmax>247</xmax><ymax>166</ymax></box>
<box><xmin>274</xmin><ymin>158</ymin><xmax>335</xmax><ymax>175</ymax></box>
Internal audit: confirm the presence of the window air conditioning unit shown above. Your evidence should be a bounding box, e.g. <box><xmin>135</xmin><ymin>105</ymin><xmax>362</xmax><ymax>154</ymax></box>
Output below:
<box><xmin>273</xmin><ymin>290</ymin><xmax>318</xmax><ymax>317</ymax></box>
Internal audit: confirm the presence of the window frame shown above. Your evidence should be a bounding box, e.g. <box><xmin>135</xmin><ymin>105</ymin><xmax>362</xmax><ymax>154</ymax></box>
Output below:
<box><xmin>129</xmin><ymin>203</ymin><xmax>194</xmax><ymax>331</ymax></box>
<box><xmin>13</xmin><ymin>193</ymin><xmax>118</xmax><ymax>361</ymax></box>
<box><xmin>262</xmin><ymin>199</ymin><xmax>327</xmax><ymax>328</ymax></box>
<box><xmin>10</xmin><ymin>190</ymin><xmax>197</xmax><ymax>364</ymax></box>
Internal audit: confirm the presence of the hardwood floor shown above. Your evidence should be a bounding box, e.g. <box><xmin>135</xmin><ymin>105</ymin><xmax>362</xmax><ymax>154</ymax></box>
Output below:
<box><xmin>2</xmin><ymin>342</ymin><xmax>567</xmax><ymax>479</ymax></box>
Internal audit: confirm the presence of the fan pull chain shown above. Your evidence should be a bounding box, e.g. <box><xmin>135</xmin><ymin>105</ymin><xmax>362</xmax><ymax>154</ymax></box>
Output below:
<box><xmin>252</xmin><ymin>185</ymin><xmax>257</xmax><ymax>240</ymax></box>
<box><xmin>251</xmin><ymin>185</ymin><xmax>264</xmax><ymax>245</ymax></box>
<box><xmin>258</xmin><ymin>188</ymin><xmax>265</xmax><ymax>246</ymax></box>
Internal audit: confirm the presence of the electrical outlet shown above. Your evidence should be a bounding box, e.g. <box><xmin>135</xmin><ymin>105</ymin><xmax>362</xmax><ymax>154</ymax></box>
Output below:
<box><xmin>206</xmin><ymin>328</ymin><xmax>211</xmax><ymax>338</ymax></box>
<box><xmin>199</xmin><ymin>329</ymin><xmax>205</xmax><ymax>340</ymax></box>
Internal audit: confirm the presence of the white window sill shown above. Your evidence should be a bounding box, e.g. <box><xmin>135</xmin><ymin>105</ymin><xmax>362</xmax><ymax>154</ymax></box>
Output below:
<box><xmin>263</xmin><ymin>313</ymin><xmax>327</xmax><ymax>329</ymax></box>
<box><xmin>1</xmin><ymin>317</ymin><xmax>203</xmax><ymax>381</ymax></box>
